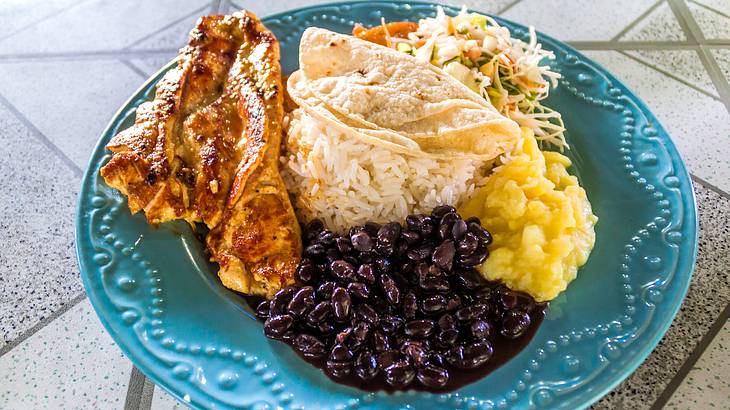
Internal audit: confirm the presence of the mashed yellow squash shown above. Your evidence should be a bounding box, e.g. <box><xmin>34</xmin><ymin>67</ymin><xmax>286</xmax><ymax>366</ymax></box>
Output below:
<box><xmin>460</xmin><ymin>128</ymin><xmax>597</xmax><ymax>301</ymax></box>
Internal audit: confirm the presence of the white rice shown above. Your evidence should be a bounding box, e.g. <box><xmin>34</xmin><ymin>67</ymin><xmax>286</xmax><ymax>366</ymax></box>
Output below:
<box><xmin>281</xmin><ymin>109</ymin><xmax>490</xmax><ymax>233</ymax></box>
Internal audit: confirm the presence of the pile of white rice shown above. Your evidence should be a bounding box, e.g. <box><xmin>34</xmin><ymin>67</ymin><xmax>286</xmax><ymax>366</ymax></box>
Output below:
<box><xmin>281</xmin><ymin>110</ymin><xmax>491</xmax><ymax>233</ymax></box>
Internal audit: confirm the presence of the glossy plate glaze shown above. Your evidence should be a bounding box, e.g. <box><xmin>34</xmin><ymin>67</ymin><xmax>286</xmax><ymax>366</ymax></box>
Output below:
<box><xmin>75</xmin><ymin>2</ymin><xmax>698</xmax><ymax>409</ymax></box>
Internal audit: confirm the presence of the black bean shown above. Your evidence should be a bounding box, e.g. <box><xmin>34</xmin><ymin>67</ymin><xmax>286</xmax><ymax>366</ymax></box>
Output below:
<box><xmin>304</xmin><ymin>243</ymin><xmax>326</xmax><ymax>257</ymax></box>
<box><xmin>417</xmin><ymin>364</ymin><xmax>449</xmax><ymax>388</ymax></box>
<box><xmin>474</xmin><ymin>286</ymin><xmax>494</xmax><ymax>301</ymax></box>
<box><xmin>447</xmin><ymin>342</ymin><xmax>493</xmax><ymax>369</ymax></box>
<box><xmin>464</xmin><ymin>216</ymin><xmax>481</xmax><ymax>225</ymax></box>
<box><xmin>400</xmin><ymin>230</ymin><xmax>420</xmax><ymax>245</ymax></box>
<box><xmin>456</xmin><ymin>232</ymin><xmax>480</xmax><ymax>255</ymax></box>
<box><xmin>306</xmin><ymin>301</ymin><xmax>332</xmax><ymax>325</ymax></box>
<box><xmin>303</xmin><ymin>219</ymin><xmax>324</xmax><ymax>242</ymax></box>
<box><xmin>457</xmin><ymin>247</ymin><xmax>488</xmax><ymax>267</ymax></box>
<box><xmin>402</xmin><ymin>340</ymin><xmax>429</xmax><ymax>367</ymax></box>
<box><xmin>402</xmin><ymin>292</ymin><xmax>418</xmax><ymax>319</ymax></box>
<box><xmin>432</xmin><ymin>240</ymin><xmax>456</xmax><ymax>270</ymax></box>
<box><xmin>325</xmin><ymin>360</ymin><xmax>351</xmax><ymax>378</ymax></box>
<box><xmin>456</xmin><ymin>269</ymin><xmax>485</xmax><ymax>290</ymax></box>
<box><xmin>356</xmin><ymin>263</ymin><xmax>376</xmax><ymax>284</ymax></box>
<box><xmin>380</xmin><ymin>315</ymin><xmax>404</xmax><ymax>334</ymax></box>
<box><xmin>296</xmin><ymin>259</ymin><xmax>316</xmax><ymax>283</ymax></box>
<box><xmin>437</xmin><ymin>314</ymin><xmax>456</xmax><ymax>330</ymax></box>
<box><xmin>501</xmin><ymin>310</ymin><xmax>531</xmax><ymax>339</ymax></box>
<box><xmin>330</xmin><ymin>260</ymin><xmax>356</xmax><ymax>282</ymax></box>
<box><xmin>421</xmin><ymin>294</ymin><xmax>447</xmax><ymax>314</ymax></box>
<box><xmin>420</xmin><ymin>276</ymin><xmax>450</xmax><ymax>292</ymax></box>
<box><xmin>318</xmin><ymin>322</ymin><xmax>335</xmax><ymax>335</ymax></box>
<box><xmin>379</xmin><ymin>274</ymin><xmax>401</xmax><ymax>305</ymax></box>
<box><xmin>287</xmin><ymin>286</ymin><xmax>315</xmax><ymax>317</ymax></box>
<box><xmin>359</xmin><ymin>250</ymin><xmax>377</xmax><ymax>263</ymax></box>
<box><xmin>404</xmin><ymin>319</ymin><xmax>435</xmax><ymax>339</ymax></box>
<box><xmin>377</xmin><ymin>222</ymin><xmax>401</xmax><ymax>246</ymax></box>
<box><xmin>455</xmin><ymin>304</ymin><xmax>488</xmax><ymax>322</ymax></box>
<box><xmin>294</xmin><ymin>334</ymin><xmax>326</xmax><ymax>359</ymax></box>
<box><xmin>317</xmin><ymin>281</ymin><xmax>336</xmax><ymax>299</ymax></box>
<box><xmin>270</xmin><ymin>286</ymin><xmax>296</xmax><ymax>315</ymax></box>
<box><xmin>351</xmin><ymin>231</ymin><xmax>374</xmax><ymax>252</ymax></box>
<box><xmin>256</xmin><ymin>300</ymin><xmax>270</xmax><ymax>319</ymax></box>
<box><xmin>355</xmin><ymin>304</ymin><xmax>379</xmax><ymax>325</ymax></box>
<box><xmin>439</xmin><ymin>213</ymin><xmax>459</xmax><ymax>240</ymax></box>
<box><xmin>331</xmin><ymin>287</ymin><xmax>352</xmax><ymax>321</ymax></box>
<box><xmin>375</xmin><ymin>257</ymin><xmax>392</xmax><ymax>274</ymax></box>
<box><xmin>347</xmin><ymin>282</ymin><xmax>370</xmax><ymax>300</ymax></box>
<box><xmin>468</xmin><ymin>223</ymin><xmax>493</xmax><ymax>247</ymax></box>
<box><xmin>377</xmin><ymin>350</ymin><xmax>405</xmax><ymax>369</ymax></box>
<box><xmin>316</xmin><ymin>230</ymin><xmax>336</xmax><ymax>246</ymax></box>
<box><xmin>471</xmin><ymin>320</ymin><xmax>492</xmax><ymax>340</ymax></box>
<box><xmin>406</xmin><ymin>244</ymin><xmax>433</xmax><ymax>262</ymax></box>
<box><xmin>372</xmin><ymin>331</ymin><xmax>390</xmax><ymax>353</ymax></box>
<box><xmin>500</xmin><ymin>290</ymin><xmax>519</xmax><ymax>310</ymax></box>
<box><xmin>329</xmin><ymin>343</ymin><xmax>353</xmax><ymax>362</ymax></box>
<box><xmin>325</xmin><ymin>248</ymin><xmax>342</xmax><ymax>264</ymax></box>
<box><xmin>364</xmin><ymin>221</ymin><xmax>382</xmax><ymax>236</ymax></box>
<box><xmin>451</xmin><ymin>220</ymin><xmax>468</xmax><ymax>240</ymax></box>
<box><xmin>352</xmin><ymin>321</ymin><xmax>370</xmax><ymax>342</ymax></box>
<box><xmin>435</xmin><ymin>329</ymin><xmax>459</xmax><ymax>347</ymax></box>
<box><xmin>354</xmin><ymin>351</ymin><xmax>379</xmax><ymax>380</ymax></box>
<box><xmin>384</xmin><ymin>362</ymin><xmax>416</xmax><ymax>388</ymax></box>
<box><xmin>431</xmin><ymin>205</ymin><xmax>456</xmax><ymax>219</ymax></box>
<box><xmin>445</xmin><ymin>294</ymin><xmax>462</xmax><ymax>311</ymax></box>
<box><xmin>264</xmin><ymin>315</ymin><xmax>293</xmax><ymax>338</ymax></box>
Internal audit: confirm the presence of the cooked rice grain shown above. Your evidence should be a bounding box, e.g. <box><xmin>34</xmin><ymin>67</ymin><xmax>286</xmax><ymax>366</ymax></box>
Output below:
<box><xmin>281</xmin><ymin>110</ymin><xmax>490</xmax><ymax>233</ymax></box>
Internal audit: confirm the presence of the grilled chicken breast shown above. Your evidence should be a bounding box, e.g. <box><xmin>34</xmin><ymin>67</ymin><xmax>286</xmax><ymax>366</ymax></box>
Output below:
<box><xmin>100</xmin><ymin>11</ymin><xmax>301</xmax><ymax>298</ymax></box>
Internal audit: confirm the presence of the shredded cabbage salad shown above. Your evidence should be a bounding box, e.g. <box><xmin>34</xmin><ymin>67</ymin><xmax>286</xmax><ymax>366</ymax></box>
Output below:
<box><xmin>385</xmin><ymin>7</ymin><xmax>567</xmax><ymax>150</ymax></box>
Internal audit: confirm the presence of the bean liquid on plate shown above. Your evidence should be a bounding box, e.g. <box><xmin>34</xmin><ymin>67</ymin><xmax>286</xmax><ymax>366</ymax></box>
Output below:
<box><xmin>248</xmin><ymin>205</ymin><xmax>547</xmax><ymax>392</ymax></box>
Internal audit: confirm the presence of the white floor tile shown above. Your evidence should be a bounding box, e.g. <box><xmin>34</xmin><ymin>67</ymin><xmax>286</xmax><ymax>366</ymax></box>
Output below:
<box><xmin>584</xmin><ymin>50</ymin><xmax>730</xmax><ymax>192</ymax></box>
<box><xmin>151</xmin><ymin>385</ymin><xmax>187</xmax><ymax>410</ymax></box>
<box><xmin>501</xmin><ymin>0</ymin><xmax>656</xmax><ymax>41</ymax></box>
<box><xmin>0</xmin><ymin>0</ymin><xmax>78</xmax><ymax>41</ymax></box>
<box><xmin>0</xmin><ymin>298</ymin><xmax>132</xmax><ymax>410</ymax></box>
<box><xmin>689</xmin><ymin>1</ymin><xmax>730</xmax><ymax>40</ymax></box>
<box><xmin>0</xmin><ymin>60</ymin><xmax>144</xmax><ymax>168</ymax></box>
<box><xmin>620</xmin><ymin>1</ymin><xmax>686</xmax><ymax>42</ymax></box>
<box><xmin>624</xmin><ymin>49</ymin><xmax>718</xmax><ymax>97</ymax></box>
<box><xmin>0</xmin><ymin>0</ymin><xmax>208</xmax><ymax>54</ymax></box>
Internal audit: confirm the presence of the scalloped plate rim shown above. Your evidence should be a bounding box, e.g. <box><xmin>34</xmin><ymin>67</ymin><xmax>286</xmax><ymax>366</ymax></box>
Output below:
<box><xmin>75</xmin><ymin>2</ymin><xmax>699</xmax><ymax>409</ymax></box>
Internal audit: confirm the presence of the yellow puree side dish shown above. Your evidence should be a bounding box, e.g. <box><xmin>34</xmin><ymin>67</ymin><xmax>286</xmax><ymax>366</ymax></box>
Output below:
<box><xmin>460</xmin><ymin>128</ymin><xmax>598</xmax><ymax>301</ymax></box>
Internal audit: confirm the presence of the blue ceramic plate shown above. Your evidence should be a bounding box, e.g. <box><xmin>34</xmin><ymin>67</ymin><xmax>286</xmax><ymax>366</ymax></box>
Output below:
<box><xmin>76</xmin><ymin>2</ymin><xmax>698</xmax><ymax>409</ymax></box>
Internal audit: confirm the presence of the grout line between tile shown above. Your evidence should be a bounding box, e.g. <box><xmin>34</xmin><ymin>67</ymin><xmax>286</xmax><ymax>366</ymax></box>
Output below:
<box><xmin>0</xmin><ymin>48</ymin><xmax>180</xmax><ymax>62</ymax></box>
<box><xmin>610</xmin><ymin>0</ymin><xmax>666</xmax><ymax>42</ymax></box>
<box><xmin>139</xmin><ymin>377</ymin><xmax>155</xmax><ymax>410</ymax></box>
<box><xmin>688</xmin><ymin>0</ymin><xmax>730</xmax><ymax>20</ymax></box>
<box><xmin>669</xmin><ymin>0</ymin><xmax>730</xmax><ymax>113</ymax></box>
<box><xmin>219</xmin><ymin>0</ymin><xmax>232</xmax><ymax>13</ymax></box>
<box><xmin>650</xmin><ymin>303</ymin><xmax>730</xmax><ymax>410</ymax></box>
<box><xmin>120</xmin><ymin>59</ymin><xmax>152</xmax><ymax>80</ymax></box>
<box><xmin>0</xmin><ymin>293</ymin><xmax>86</xmax><ymax>358</ymax></box>
<box><xmin>691</xmin><ymin>174</ymin><xmax>730</xmax><ymax>200</ymax></box>
<box><xmin>569</xmin><ymin>41</ymin><xmax>700</xmax><ymax>50</ymax></box>
<box><xmin>496</xmin><ymin>0</ymin><xmax>523</xmax><ymax>15</ymax></box>
<box><xmin>617</xmin><ymin>50</ymin><xmax>721</xmax><ymax>100</ymax></box>
<box><xmin>0</xmin><ymin>0</ymin><xmax>95</xmax><ymax>44</ymax></box>
<box><xmin>124</xmin><ymin>366</ymin><xmax>147</xmax><ymax>410</ymax></box>
<box><xmin>0</xmin><ymin>92</ymin><xmax>82</xmax><ymax>178</ymax></box>
<box><xmin>122</xmin><ymin>3</ymin><xmax>211</xmax><ymax>51</ymax></box>
<box><xmin>210</xmin><ymin>0</ymin><xmax>223</xmax><ymax>14</ymax></box>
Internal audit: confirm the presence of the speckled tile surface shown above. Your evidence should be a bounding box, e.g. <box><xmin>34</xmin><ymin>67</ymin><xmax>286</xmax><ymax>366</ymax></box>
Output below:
<box><xmin>592</xmin><ymin>182</ymin><xmax>730</xmax><ymax>409</ymax></box>
<box><xmin>625</xmin><ymin>49</ymin><xmax>718</xmax><ymax>97</ymax></box>
<box><xmin>0</xmin><ymin>0</ymin><xmax>208</xmax><ymax>54</ymax></box>
<box><xmin>0</xmin><ymin>298</ymin><xmax>132</xmax><ymax>409</ymax></box>
<box><xmin>151</xmin><ymin>386</ymin><xmax>187</xmax><ymax>410</ymax></box>
<box><xmin>0</xmin><ymin>105</ymin><xmax>82</xmax><ymax>344</ymax></box>
<box><xmin>502</xmin><ymin>0</ymin><xmax>656</xmax><ymax>41</ymax></box>
<box><xmin>620</xmin><ymin>1</ymin><xmax>686</xmax><ymax>42</ymax></box>
<box><xmin>583</xmin><ymin>50</ymin><xmax>730</xmax><ymax>193</ymax></box>
<box><xmin>688</xmin><ymin>1</ymin><xmax>730</xmax><ymax>40</ymax></box>
<box><xmin>711</xmin><ymin>48</ymin><xmax>730</xmax><ymax>85</ymax></box>
<box><xmin>0</xmin><ymin>60</ymin><xmax>144</xmax><ymax>168</ymax></box>
<box><xmin>0</xmin><ymin>1</ymin><xmax>728</xmax><ymax>409</ymax></box>
<box><xmin>666</xmin><ymin>318</ymin><xmax>730</xmax><ymax>409</ymax></box>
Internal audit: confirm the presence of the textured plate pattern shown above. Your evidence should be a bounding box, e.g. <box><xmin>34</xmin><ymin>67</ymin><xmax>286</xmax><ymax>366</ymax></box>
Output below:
<box><xmin>75</xmin><ymin>2</ymin><xmax>698</xmax><ymax>409</ymax></box>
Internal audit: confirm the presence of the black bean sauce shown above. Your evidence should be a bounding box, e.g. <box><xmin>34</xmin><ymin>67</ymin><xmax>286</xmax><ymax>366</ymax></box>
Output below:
<box><xmin>246</xmin><ymin>205</ymin><xmax>547</xmax><ymax>392</ymax></box>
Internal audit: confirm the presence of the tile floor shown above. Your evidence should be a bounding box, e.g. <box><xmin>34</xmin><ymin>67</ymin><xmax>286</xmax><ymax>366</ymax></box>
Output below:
<box><xmin>0</xmin><ymin>0</ymin><xmax>727</xmax><ymax>409</ymax></box>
